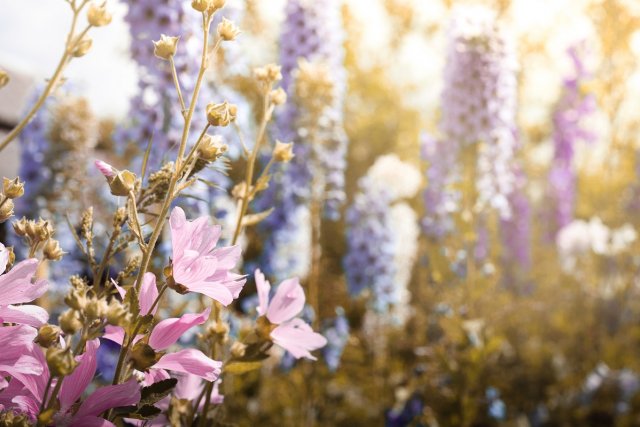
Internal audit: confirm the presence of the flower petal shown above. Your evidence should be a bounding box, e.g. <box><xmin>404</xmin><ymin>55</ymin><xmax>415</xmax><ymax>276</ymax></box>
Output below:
<box><xmin>60</xmin><ymin>339</ymin><xmax>100</xmax><ymax>411</ymax></box>
<box><xmin>266</xmin><ymin>278</ymin><xmax>305</xmax><ymax>324</ymax></box>
<box><xmin>154</xmin><ymin>349</ymin><xmax>222</xmax><ymax>382</ymax></box>
<box><xmin>254</xmin><ymin>269</ymin><xmax>270</xmax><ymax>317</ymax></box>
<box><xmin>75</xmin><ymin>378</ymin><xmax>140</xmax><ymax>418</ymax></box>
<box><xmin>149</xmin><ymin>308</ymin><xmax>210</xmax><ymax>351</ymax></box>
<box><xmin>0</xmin><ymin>259</ymin><xmax>48</xmax><ymax>305</ymax></box>
<box><xmin>0</xmin><ymin>304</ymin><xmax>48</xmax><ymax>327</ymax></box>
<box><xmin>271</xmin><ymin>318</ymin><xmax>328</xmax><ymax>360</ymax></box>
<box><xmin>140</xmin><ymin>272</ymin><xmax>159</xmax><ymax>316</ymax></box>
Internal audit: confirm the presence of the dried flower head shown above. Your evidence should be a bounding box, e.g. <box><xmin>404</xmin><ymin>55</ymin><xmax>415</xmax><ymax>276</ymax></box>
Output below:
<box><xmin>254</xmin><ymin>64</ymin><xmax>282</xmax><ymax>85</ymax></box>
<box><xmin>198</xmin><ymin>135</ymin><xmax>228</xmax><ymax>162</ymax></box>
<box><xmin>0</xmin><ymin>199</ymin><xmax>14</xmax><ymax>223</ymax></box>
<box><xmin>43</xmin><ymin>239</ymin><xmax>65</xmax><ymax>261</ymax></box>
<box><xmin>273</xmin><ymin>141</ymin><xmax>295</xmax><ymax>163</ymax></box>
<box><xmin>153</xmin><ymin>34</ymin><xmax>180</xmax><ymax>60</ymax></box>
<box><xmin>206</xmin><ymin>101</ymin><xmax>237</xmax><ymax>127</ymax></box>
<box><xmin>2</xmin><ymin>177</ymin><xmax>24</xmax><ymax>199</ymax></box>
<box><xmin>217</xmin><ymin>18</ymin><xmax>241</xmax><ymax>41</ymax></box>
<box><xmin>269</xmin><ymin>87</ymin><xmax>287</xmax><ymax>106</ymax></box>
<box><xmin>192</xmin><ymin>0</ymin><xmax>211</xmax><ymax>12</ymax></box>
<box><xmin>87</xmin><ymin>2</ymin><xmax>112</xmax><ymax>27</ymax></box>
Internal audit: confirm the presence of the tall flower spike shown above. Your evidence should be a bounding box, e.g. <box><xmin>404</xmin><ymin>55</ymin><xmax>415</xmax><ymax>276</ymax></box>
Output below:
<box><xmin>258</xmin><ymin>0</ymin><xmax>349</xmax><ymax>281</ymax></box>
<box><xmin>548</xmin><ymin>44</ymin><xmax>597</xmax><ymax>235</ymax></box>
<box><xmin>440</xmin><ymin>6</ymin><xmax>518</xmax><ymax>218</ymax></box>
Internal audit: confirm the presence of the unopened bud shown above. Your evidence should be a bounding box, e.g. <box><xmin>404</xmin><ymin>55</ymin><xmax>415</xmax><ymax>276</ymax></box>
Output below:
<box><xmin>273</xmin><ymin>141</ymin><xmax>294</xmax><ymax>163</ymax></box>
<box><xmin>0</xmin><ymin>199</ymin><xmax>14</xmax><ymax>223</ymax></box>
<box><xmin>59</xmin><ymin>309</ymin><xmax>83</xmax><ymax>334</ymax></box>
<box><xmin>3</xmin><ymin>177</ymin><xmax>24</xmax><ymax>199</ymax></box>
<box><xmin>106</xmin><ymin>300</ymin><xmax>128</xmax><ymax>326</ymax></box>
<box><xmin>206</xmin><ymin>101</ymin><xmax>237</xmax><ymax>127</ymax></box>
<box><xmin>217</xmin><ymin>18</ymin><xmax>240</xmax><ymax>41</ymax></box>
<box><xmin>35</xmin><ymin>324</ymin><xmax>62</xmax><ymax>348</ymax></box>
<box><xmin>46</xmin><ymin>347</ymin><xmax>77</xmax><ymax>377</ymax></box>
<box><xmin>0</xmin><ymin>69</ymin><xmax>9</xmax><ymax>89</ymax></box>
<box><xmin>64</xmin><ymin>287</ymin><xmax>87</xmax><ymax>311</ymax></box>
<box><xmin>12</xmin><ymin>217</ymin><xmax>27</xmax><ymax>237</ymax></box>
<box><xmin>109</xmin><ymin>170</ymin><xmax>137</xmax><ymax>197</ymax></box>
<box><xmin>153</xmin><ymin>34</ymin><xmax>179</xmax><ymax>60</ymax></box>
<box><xmin>43</xmin><ymin>239</ymin><xmax>64</xmax><ymax>261</ymax></box>
<box><xmin>72</xmin><ymin>37</ymin><xmax>93</xmax><ymax>57</ymax></box>
<box><xmin>87</xmin><ymin>3</ymin><xmax>112</xmax><ymax>27</ymax></box>
<box><xmin>254</xmin><ymin>64</ymin><xmax>282</xmax><ymax>84</ymax></box>
<box><xmin>207</xmin><ymin>0</ymin><xmax>226</xmax><ymax>14</ymax></box>
<box><xmin>84</xmin><ymin>298</ymin><xmax>108</xmax><ymax>321</ymax></box>
<box><xmin>130</xmin><ymin>341</ymin><xmax>159</xmax><ymax>371</ymax></box>
<box><xmin>269</xmin><ymin>88</ymin><xmax>287</xmax><ymax>106</ymax></box>
<box><xmin>191</xmin><ymin>0</ymin><xmax>211</xmax><ymax>12</ymax></box>
<box><xmin>35</xmin><ymin>219</ymin><xmax>53</xmax><ymax>242</ymax></box>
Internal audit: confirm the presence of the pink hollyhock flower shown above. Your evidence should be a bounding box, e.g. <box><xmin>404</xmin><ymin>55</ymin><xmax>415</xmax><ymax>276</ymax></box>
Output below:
<box><xmin>106</xmin><ymin>273</ymin><xmax>222</xmax><ymax>382</ymax></box>
<box><xmin>255</xmin><ymin>269</ymin><xmax>327</xmax><ymax>360</ymax></box>
<box><xmin>0</xmin><ymin>243</ymin><xmax>48</xmax><ymax>327</ymax></box>
<box><xmin>169</xmin><ymin>207</ymin><xmax>245</xmax><ymax>306</ymax></box>
<box><xmin>0</xmin><ymin>339</ymin><xmax>140</xmax><ymax>426</ymax></box>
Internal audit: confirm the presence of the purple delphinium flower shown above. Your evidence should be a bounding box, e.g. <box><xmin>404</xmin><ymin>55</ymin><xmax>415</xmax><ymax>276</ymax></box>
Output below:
<box><xmin>548</xmin><ymin>44</ymin><xmax>597</xmax><ymax>234</ymax></box>
<box><xmin>343</xmin><ymin>177</ymin><xmax>397</xmax><ymax>311</ymax></box>
<box><xmin>439</xmin><ymin>6</ymin><xmax>518</xmax><ymax>218</ymax></box>
<box><xmin>322</xmin><ymin>307</ymin><xmax>350</xmax><ymax>372</ymax></box>
<box><xmin>259</xmin><ymin>0</ymin><xmax>348</xmax><ymax>279</ymax></box>
<box><xmin>500</xmin><ymin>168</ymin><xmax>532</xmax><ymax>273</ymax></box>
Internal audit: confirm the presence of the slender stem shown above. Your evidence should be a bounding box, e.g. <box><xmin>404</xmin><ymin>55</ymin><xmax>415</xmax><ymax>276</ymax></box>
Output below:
<box><xmin>111</xmin><ymin>331</ymin><xmax>129</xmax><ymax>386</ymax></box>
<box><xmin>0</xmin><ymin>3</ymin><xmax>90</xmax><ymax>152</ymax></box>
<box><xmin>169</xmin><ymin>56</ymin><xmax>187</xmax><ymax>116</ymax></box>
<box><xmin>230</xmin><ymin>96</ymin><xmax>274</xmax><ymax>245</ymax></box>
<box><xmin>39</xmin><ymin>377</ymin><xmax>53</xmax><ymax>412</ymax></box>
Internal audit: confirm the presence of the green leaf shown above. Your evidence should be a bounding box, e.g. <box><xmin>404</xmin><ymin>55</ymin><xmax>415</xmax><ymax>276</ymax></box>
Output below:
<box><xmin>223</xmin><ymin>360</ymin><xmax>263</xmax><ymax>375</ymax></box>
<box><xmin>139</xmin><ymin>378</ymin><xmax>178</xmax><ymax>406</ymax></box>
<box><xmin>128</xmin><ymin>405</ymin><xmax>162</xmax><ymax>420</ymax></box>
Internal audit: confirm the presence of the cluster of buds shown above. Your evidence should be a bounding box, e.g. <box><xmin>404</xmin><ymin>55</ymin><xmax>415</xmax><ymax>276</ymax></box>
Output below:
<box><xmin>153</xmin><ymin>34</ymin><xmax>180</xmax><ymax>61</ymax></box>
<box><xmin>62</xmin><ymin>276</ymin><xmax>129</xmax><ymax>336</ymax></box>
<box><xmin>191</xmin><ymin>0</ymin><xmax>226</xmax><ymax>15</ymax></box>
<box><xmin>0</xmin><ymin>177</ymin><xmax>24</xmax><ymax>223</ymax></box>
<box><xmin>147</xmin><ymin>162</ymin><xmax>174</xmax><ymax>203</ymax></box>
<box><xmin>206</xmin><ymin>101</ymin><xmax>237</xmax><ymax>127</ymax></box>
<box><xmin>95</xmin><ymin>160</ymin><xmax>138</xmax><ymax>196</ymax></box>
<box><xmin>254</xmin><ymin>63</ymin><xmax>283</xmax><ymax>94</ymax></box>
<box><xmin>13</xmin><ymin>217</ymin><xmax>64</xmax><ymax>261</ymax></box>
<box><xmin>87</xmin><ymin>2</ymin><xmax>112</xmax><ymax>27</ymax></box>
<box><xmin>217</xmin><ymin>18</ymin><xmax>241</xmax><ymax>42</ymax></box>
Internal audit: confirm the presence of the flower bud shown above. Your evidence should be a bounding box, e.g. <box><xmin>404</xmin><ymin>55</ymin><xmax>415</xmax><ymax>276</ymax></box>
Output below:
<box><xmin>217</xmin><ymin>18</ymin><xmax>240</xmax><ymax>41</ymax></box>
<box><xmin>95</xmin><ymin>159</ymin><xmax>116</xmax><ymax>178</ymax></box>
<box><xmin>109</xmin><ymin>170</ymin><xmax>137</xmax><ymax>197</ymax></box>
<box><xmin>84</xmin><ymin>298</ymin><xmax>108</xmax><ymax>321</ymax></box>
<box><xmin>0</xmin><ymin>69</ymin><xmax>9</xmax><ymax>88</ymax></box>
<box><xmin>231</xmin><ymin>182</ymin><xmax>248</xmax><ymax>200</ymax></box>
<box><xmin>43</xmin><ymin>239</ymin><xmax>65</xmax><ymax>261</ymax></box>
<box><xmin>0</xmin><ymin>199</ymin><xmax>14</xmax><ymax>223</ymax></box>
<box><xmin>106</xmin><ymin>300</ymin><xmax>128</xmax><ymax>326</ymax></box>
<box><xmin>59</xmin><ymin>309</ymin><xmax>83</xmax><ymax>334</ymax></box>
<box><xmin>207</xmin><ymin>0</ymin><xmax>226</xmax><ymax>14</ymax></box>
<box><xmin>35</xmin><ymin>324</ymin><xmax>62</xmax><ymax>348</ymax></box>
<box><xmin>254</xmin><ymin>64</ymin><xmax>282</xmax><ymax>84</ymax></box>
<box><xmin>3</xmin><ymin>246</ymin><xmax>15</xmax><ymax>271</ymax></box>
<box><xmin>64</xmin><ymin>287</ymin><xmax>87</xmax><ymax>311</ymax></box>
<box><xmin>269</xmin><ymin>88</ymin><xmax>287</xmax><ymax>106</ymax></box>
<box><xmin>46</xmin><ymin>347</ymin><xmax>77</xmax><ymax>377</ymax></box>
<box><xmin>35</xmin><ymin>219</ymin><xmax>53</xmax><ymax>242</ymax></box>
<box><xmin>72</xmin><ymin>37</ymin><xmax>93</xmax><ymax>57</ymax></box>
<box><xmin>153</xmin><ymin>35</ymin><xmax>179</xmax><ymax>60</ymax></box>
<box><xmin>198</xmin><ymin>135</ymin><xmax>227</xmax><ymax>162</ymax></box>
<box><xmin>12</xmin><ymin>217</ymin><xmax>27</xmax><ymax>237</ymax></box>
<box><xmin>87</xmin><ymin>2</ymin><xmax>112</xmax><ymax>27</ymax></box>
<box><xmin>206</xmin><ymin>101</ymin><xmax>237</xmax><ymax>127</ymax></box>
<box><xmin>273</xmin><ymin>141</ymin><xmax>294</xmax><ymax>163</ymax></box>
<box><xmin>3</xmin><ymin>177</ymin><xmax>24</xmax><ymax>199</ymax></box>
<box><xmin>191</xmin><ymin>0</ymin><xmax>211</xmax><ymax>12</ymax></box>
<box><xmin>130</xmin><ymin>341</ymin><xmax>159</xmax><ymax>371</ymax></box>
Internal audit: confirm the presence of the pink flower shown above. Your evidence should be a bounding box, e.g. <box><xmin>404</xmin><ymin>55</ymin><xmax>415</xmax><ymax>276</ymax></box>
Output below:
<box><xmin>0</xmin><ymin>243</ymin><xmax>48</xmax><ymax>327</ymax></box>
<box><xmin>107</xmin><ymin>273</ymin><xmax>222</xmax><ymax>382</ymax></box>
<box><xmin>0</xmin><ymin>338</ymin><xmax>140</xmax><ymax>426</ymax></box>
<box><xmin>169</xmin><ymin>207</ymin><xmax>245</xmax><ymax>306</ymax></box>
<box><xmin>94</xmin><ymin>159</ymin><xmax>116</xmax><ymax>178</ymax></box>
<box><xmin>255</xmin><ymin>269</ymin><xmax>327</xmax><ymax>360</ymax></box>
